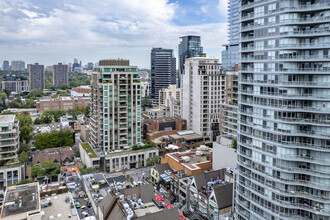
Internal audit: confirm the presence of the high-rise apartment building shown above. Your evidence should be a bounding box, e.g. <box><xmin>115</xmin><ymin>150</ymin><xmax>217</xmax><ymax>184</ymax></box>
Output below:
<box><xmin>10</xmin><ymin>60</ymin><xmax>25</xmax><ymax>71</ymax></box>
<box><xmin>220</xmin><ymin>65</ymin><xmax>238</xmax><ymax>137</ymax></box>
<box><xmin>0</xmin><ymin>115</ymin><xmax>19</xmax><ymax>165</ymax></box>
<box><xmin>237</xmin><ymin>1</ymin><xmax>330</xmax><ymax>219</ymax></box>
<box><xmin>2</xmin><ymin>61</ymin><xmax>10</xmax><ymax>71</ymax></box>
<box><xmin>90</xmin><ymin>59</ymin><xmax>141</xmax><ymax>152</ymax></box>
<box><xmin>178</xmin><ymin>35</ymin><xmax>204</xmax><ymax>87</ymax></box>
<box><xmin>150</xmin><ymin>48</ymin><xmax>176</xmax><ymax>104</ymax></box>
<box><xmin>53</xmin><ymin>63</ymin><xmax>68</xmax><ymax>87</ymax></box>
<box><xmin>28</xmin><ymin>63</ymin><xmax>45</xmax><ymax>90</ymax></box>
<box><xmin>181</xmin><ymin>57</ymin><xmax>225</xmax><ymax>142</ymax></box>
<box><xmin>2</xmin><ymin>75</ymin><xmax>28</xmax><ymax>93</ymax></box>
<box><xmin>221</xmin><ymin>0</ymin><xmax>239</xmax><ymax>72</ymax></box>
<box><xmin>159</xmin><ymin>84</ymin><xmax>181</xmax><ymax>117</ymax></box>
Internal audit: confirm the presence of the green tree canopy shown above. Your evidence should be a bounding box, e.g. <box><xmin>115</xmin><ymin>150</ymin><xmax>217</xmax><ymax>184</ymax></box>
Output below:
<box><xmin>18</xmin><ymin>151</ymin><xmax>29</xmax><ymax>163</ymax></box>
<box><xmin>31</xmin><ymin>162</ymin><xmax>61</xmax><ymax>178</ymax></box>
<box><xmin>141</xmin><ymin>97</ymin><xmax>153</xmax><ymax>111</ymax></box>
<box><xmin>18</xmin><ymin>143</ymin><xmax>31</xmax><ymax>153</ymax></box>
<box><xmin>17</xmin><ymin>113</ymin><xmax>33</xmax><ymax>143</ymax></box>
<box><xmin>34</xmin><ymin>129</ymin><xmax>75</xmax><ymax>150</ymax></box>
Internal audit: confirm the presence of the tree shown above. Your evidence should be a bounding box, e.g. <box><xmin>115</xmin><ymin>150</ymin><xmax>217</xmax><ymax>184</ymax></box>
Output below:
<box><xmin>147</xmin><ymin>155</ymin><xmax>159</xmax><ymax>166</ymax></box>
<box><xmin>84</xmin><ymin>104</ymin><xmax>90</xmax><ymax>118</ymax></box>
<box><xmin>141</xmin><ymin>97</ymin><xmax>153</xmax><ymax>111</ymax></box>
<box><xmin>18</xmin><ymin>143</ymin><xmax>31</xmax><ymax>153</ymax></box>
<box><xmin>31</xmin><ymin>162</ymin><xmax>61</xmax><ymax>179</ymax></box>
<box><xmin>232</xmin><ymin>139</ymin><xmax>237</xmax><ymax>149</ymax></box>
<box><xmin>34</xmin><ymin>129</ymin><xmax>75</xmax><ymax>150</ymax></box>
<box><xmin>27</xmin><ymin>89</ymin><xmax>45</xmax><ymax>98</ymax></box>
<box><xmin>80</xmin><ymin>167</ymin><xmax>94</xmax><ymax>175</ymax></box>
<box><xmin>17</xmin><ymin>113</ymin><xmax>33</xmax><ymax>143</ymax></box>
<box><xmin>18</xmin><ymin>151</ymin><xmax>29</xmax><ymax>163</ymax></box>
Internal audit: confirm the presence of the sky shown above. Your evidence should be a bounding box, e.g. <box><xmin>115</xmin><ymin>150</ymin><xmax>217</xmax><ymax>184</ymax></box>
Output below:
<box><xmin>0</xmin><ymin>0</ymin><xmax>229</xmax><ymax>68</ymax></box>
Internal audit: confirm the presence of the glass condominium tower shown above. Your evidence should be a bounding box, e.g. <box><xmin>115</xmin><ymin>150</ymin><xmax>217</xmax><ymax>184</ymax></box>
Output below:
<box><xmin>90</xmin><ymin>59</ymin><xmax>141</xmax><ymax>152</ymax></box>
<box><xmin>237</xmin><ymin>0</ymin><xmax>330</xmax><ymax>220</ymax></box>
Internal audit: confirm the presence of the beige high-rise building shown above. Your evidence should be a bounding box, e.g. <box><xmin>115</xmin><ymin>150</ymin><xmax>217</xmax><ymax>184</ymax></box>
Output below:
<box><xmin>181</xmin><ymin>57</ymin><xmax>225</xmax><ymax>142</ymax></box>
<box><xmin>53</xmin><ymin>63</ymin><xmax>68</xmax><ymax>87</ymax></box>
<box><xmin>159</xmin><ymin>84</ymin><xmax>181</xmax><ymax>117</ymax></box>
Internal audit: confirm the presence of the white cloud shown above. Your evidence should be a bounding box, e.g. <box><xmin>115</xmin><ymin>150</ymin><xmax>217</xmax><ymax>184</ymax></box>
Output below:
<box><xmin>217</xmin><ymin>0</ymin><xmax>229</xmax><ymax>17</ymax></box>
<box><xmin>0</xmin><ymin>0</ymin><xmax>227</xmax><ymax>67</ymax></box>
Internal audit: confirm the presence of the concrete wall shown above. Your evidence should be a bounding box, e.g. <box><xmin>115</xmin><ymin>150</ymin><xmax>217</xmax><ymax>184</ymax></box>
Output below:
<box><xmin>212</xmin><ymin>138</ymin><xmax>237</xmax><ymax>170</ymax></box>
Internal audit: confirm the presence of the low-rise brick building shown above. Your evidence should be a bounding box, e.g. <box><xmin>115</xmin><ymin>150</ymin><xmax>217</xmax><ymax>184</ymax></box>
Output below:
<box><xmin>36</xmin><ymin>96</ymin><xmax>90</xmax><ymax>113</ymax></box>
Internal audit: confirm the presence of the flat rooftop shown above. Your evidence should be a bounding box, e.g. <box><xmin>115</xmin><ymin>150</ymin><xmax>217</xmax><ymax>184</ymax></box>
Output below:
<box><xmin>42</xmin><ymin>193</ymin><xmax>78</xmax><ymax>220</ymax></box>
<box><xmin>0</xmin><ymin>183</ymin><xmax>40</xmax><ymax>219</ymax></box>
<box><xmin>81</xmin><ymin>143</ymin><xmax>98</xmax><ymax>158</ymax></box>
<box><xmin>0</xmin><ymin>115</ymin><xmax>15</xmax><ymax>124</ymax></box>
<box><xmin>143</xmin><ymin>117</ymin><xmax>183</xmax><ymax>124</ymax></box>
<box><xmin>166</xmin><ymin>146</ymin><xmax>212</xmax><ymax>170</ymax></box>
<box><xmin>83</xmin><ymin>173</ymin><xmax>110</xmax><ymax>205</ymax></box>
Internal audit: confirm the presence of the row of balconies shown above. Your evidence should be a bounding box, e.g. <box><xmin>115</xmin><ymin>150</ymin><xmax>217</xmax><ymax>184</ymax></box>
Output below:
<box><xmin>240</xmin><ymin>78</ymin><xmax>330</xmax><ymax>87</ymax></box>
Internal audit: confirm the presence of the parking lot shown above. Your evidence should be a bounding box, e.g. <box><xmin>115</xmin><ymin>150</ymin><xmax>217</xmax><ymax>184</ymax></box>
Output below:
<box><xmin>68</xmin><ymin>176</ymin><xmax>96</xmax><ymax>219</ymax></box>
<box><xmin>42</xmin><ymin>193</ymin><xmax>78</xmax><ymax>220</ymax></box>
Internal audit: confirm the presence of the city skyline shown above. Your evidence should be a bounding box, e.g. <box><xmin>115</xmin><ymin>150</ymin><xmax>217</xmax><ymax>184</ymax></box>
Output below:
<box><xmin>0</xmin><ymin>0</ymin><xmax>229</xmax><ymax>68</ymax></box>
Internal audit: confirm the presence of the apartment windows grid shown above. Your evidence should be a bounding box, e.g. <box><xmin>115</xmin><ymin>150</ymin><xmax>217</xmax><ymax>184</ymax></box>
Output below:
<box><xmin>236</xmin><ymin>1</ymin><xmax>330</xmax><ymax>220</ymax></box>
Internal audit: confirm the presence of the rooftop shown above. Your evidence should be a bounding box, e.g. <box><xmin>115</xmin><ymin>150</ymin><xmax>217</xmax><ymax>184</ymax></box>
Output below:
<box><xmin>0</xmin><ymin>182</ymin><xmax>40</xmax><ymax>219</ymax></box>
<box><xmin>80</xmin><ymin>143</ymin><xmax>98</xmax><ymax>158</ymax></box>
<box><xmin>165</xmin><ymin>145</ymin><xmax>212</xmax><ymax>170</ymax></box>
<box><xmin>82</xmin><ymin>173</ymin><xmax>110</xmax><ymax>205</ymax></box>
<box><xmin>0</xmin><ymin>115</ymin><xmax>15</xmax><ymax>125</ymax></box>
<box><xmin>106</xmin><ymin>147</ymin><xmax>157</xmax><ymax>157</ymax></box>
<box><xmin>143</xmin><ymin>117</ymin><xmax>184</xmax><ymax>124</ymax></box>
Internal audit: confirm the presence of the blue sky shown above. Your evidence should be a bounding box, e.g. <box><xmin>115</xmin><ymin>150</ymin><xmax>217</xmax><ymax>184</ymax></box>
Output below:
<box><xmin>0</xmin><ymin>0</ymin><xmax>229</xmax><ymax>68</ymax></box>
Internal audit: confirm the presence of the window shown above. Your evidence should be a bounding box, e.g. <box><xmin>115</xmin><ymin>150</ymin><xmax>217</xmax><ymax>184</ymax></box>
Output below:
<box><xmin>255</xmin><ymin>6</ymin><xmax>264</xmax><ymax>17</ymax></box>
<box><xmin>268</xmin><ymin>3</ymin><xmax>276</xmax><ymax>12</ymax></box>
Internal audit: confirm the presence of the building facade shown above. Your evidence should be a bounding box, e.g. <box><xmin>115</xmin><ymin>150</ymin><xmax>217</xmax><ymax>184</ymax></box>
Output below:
<box><xmin>220</xmin><ymin>67</ymin><xmax>238</xmax><ymax>137</ymax></box>
<box><xmin>28</xmin><ymin>63</ymin><xmax>45</xmax><ymax>90</ymax></box>
<box><xmin>178</xmin><ymin>35</ymin><xmax>204</xmax><ymax>87</ymax></box>
<box><xmin>150</xmin><ymin>48</ymin><xmax>176</xmax><ymax>104</ymax></box>
<box><xmin>1</xmin><ymin>75</ymin><xmax>28</xmax><ymax>93</ymax></box>
<box><xmin>2</xmin><ymin>61</ymin><xmax>10</xmax><ymax>71</ymax></box>
<box><xmin>158</xmin><ymin>84</ymin><xmax>181</xmax><ymax>117</ymax></box>
<box><xmin>237</xmin><ymin>1</ymin><xmax>330</xmax><ymax>219</ymax></box>
<box><xmin>53</xmin><ymin>63</ymin><xmax>68</xmax><ymax>87</ymax></box>
<box><xmin>10</xmin><ymin>60</ymin><xmax>25</xmax><ymax>71</ymax></box>
<box><xmin>90</xmin><ymin>59</ymin><xmax>141</xmax><ymax>152</ymax></box>
<box><xmin>181</xmin><ymin>57</ymin><xmax>225</xmax><ymax>142</ymax></box>
<box><xmin>221</xmin><ymin>0</ymin><xmax>239</xmax><ymax>72</ymax></box>
<box><xmin>36</xmin><ymin>96</ymin><xmax>90</xmax><ymax>113</ymax></box>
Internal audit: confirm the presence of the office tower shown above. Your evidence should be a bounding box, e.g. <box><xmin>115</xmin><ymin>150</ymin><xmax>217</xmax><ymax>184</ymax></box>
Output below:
<box><xmin>2</xmin><ymin>61</ymin><xmax>10</xmax><ymax>71</ymax></box>
<box><xmin>181</xmin><ymin>57</ymin><xmax>225</xmax><ymax>142</ymax></box>
<box><xmin>87</xmin><ymin>62</ymin><xmax>94</xmax><ymax>70</ymax></box>
<box><xmin>53</xmin><ymin>63</ymin><xmax>68</xmax><ymax>87</ymax></box>
<box><xmin>90</xmin><ymin>59</ymin><xmax>141</xmax><ymax>152</ymax></box>
<box><xmin>221</xmin><ymin>0</ymin><xmax>239</xmax><ymax>72</ymax></box>
<box><xmin>220</xmin><ymin>64</ymin><xmax>238</xmax><ymax>137</ymax></box>
<box><xmin>178</xmin><ymin>35</ymin><xmax>203</xmax><ymax>87</ymax></box>
<box><xmin>150</xmin><ymin>48</ymin><xmax>176</xmax><ymax>104</ymax></box>
<box><xmin>28</xmin><ymin>63</ymin><xmax>45</xmax><ymax>90</ymax></box>
<box><xmin>10</xmin><ymin>60</ymin><xmax>25</xmax><ymax>71</ymax></box>
<box><xmin>0</xmin><ymin>115</ymin><xmax>19</xmax><ymax>165</ymax></box>
<box><xmin>2</xmin><ymin>75</ymin><xmax>28</xmax><ymax>93</ymax></box>
<box><xmin>236</xmin><ymin>1</ymin><xmax>330</xmax><ymax>219</ymax></box>
<box><xmin>72</xmin><ymin>58</ymin><xmax>79</xmax><ymax>71</ymax></box>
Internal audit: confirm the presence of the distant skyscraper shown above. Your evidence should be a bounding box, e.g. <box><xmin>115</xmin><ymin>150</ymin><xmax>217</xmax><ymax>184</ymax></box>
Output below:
<box><xmin>221</xmin><ymin>0</ymin><xmax>239</xmax><ymax>72</ymax></box>
<box><xmin>10</xmin><ymin>60</ymin><xmax>25</xmax><ymax>71</ymax></box>
<box><xmin>236</xmin><ymin>1</ymin><xmax>330</xmax><ymax>219</ymax></box>
<box><xmin>2</xmin><ymin>61</ymin><xmax>9</xmax><ymax>71</ymax></box>
<box><xmin>87</xmin><ymin>62</ymin><xmax>94</xmax><ymax>70</ymax></box>
<box><xmin>90</xmin><ymin>59</ymin><xmax>141</xmax><ymax>152</ymax></box>
<box><xmin>53</xmin><ymin>63</ymin><xmax>68</xmax><ymax>87</ymax></box>
<box><xmin>178</xmin><ymin>35</ymin><xmax>203</xmax><ymax>88</ymax></box>
<box><xmin>181</xmin><ymin>57</ymin><xmax>225</xmax><ymax>142</ymax></box>
<box><xmin>29</xmin><ymin>63</ymin><xmax>45</xmax><ymax>90</ymax></box>
<box><xmin>150</xmin><ymin>48</ymin><xmax>176</xmax><ymax>104</ymax></box>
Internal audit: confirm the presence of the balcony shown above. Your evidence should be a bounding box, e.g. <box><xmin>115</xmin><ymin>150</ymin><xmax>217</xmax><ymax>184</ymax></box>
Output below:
<box><xmin>240</xmin><ymin>90</ymin><xmax>330</xmax><ymax>100</ymax></box>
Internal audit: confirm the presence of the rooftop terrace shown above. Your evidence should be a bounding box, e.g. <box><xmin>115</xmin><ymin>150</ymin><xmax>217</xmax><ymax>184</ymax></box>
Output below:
<box><xmin>81</xmin><ymin>143</ymin><xmax>98</xmax><ymax>158</ymax></box>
